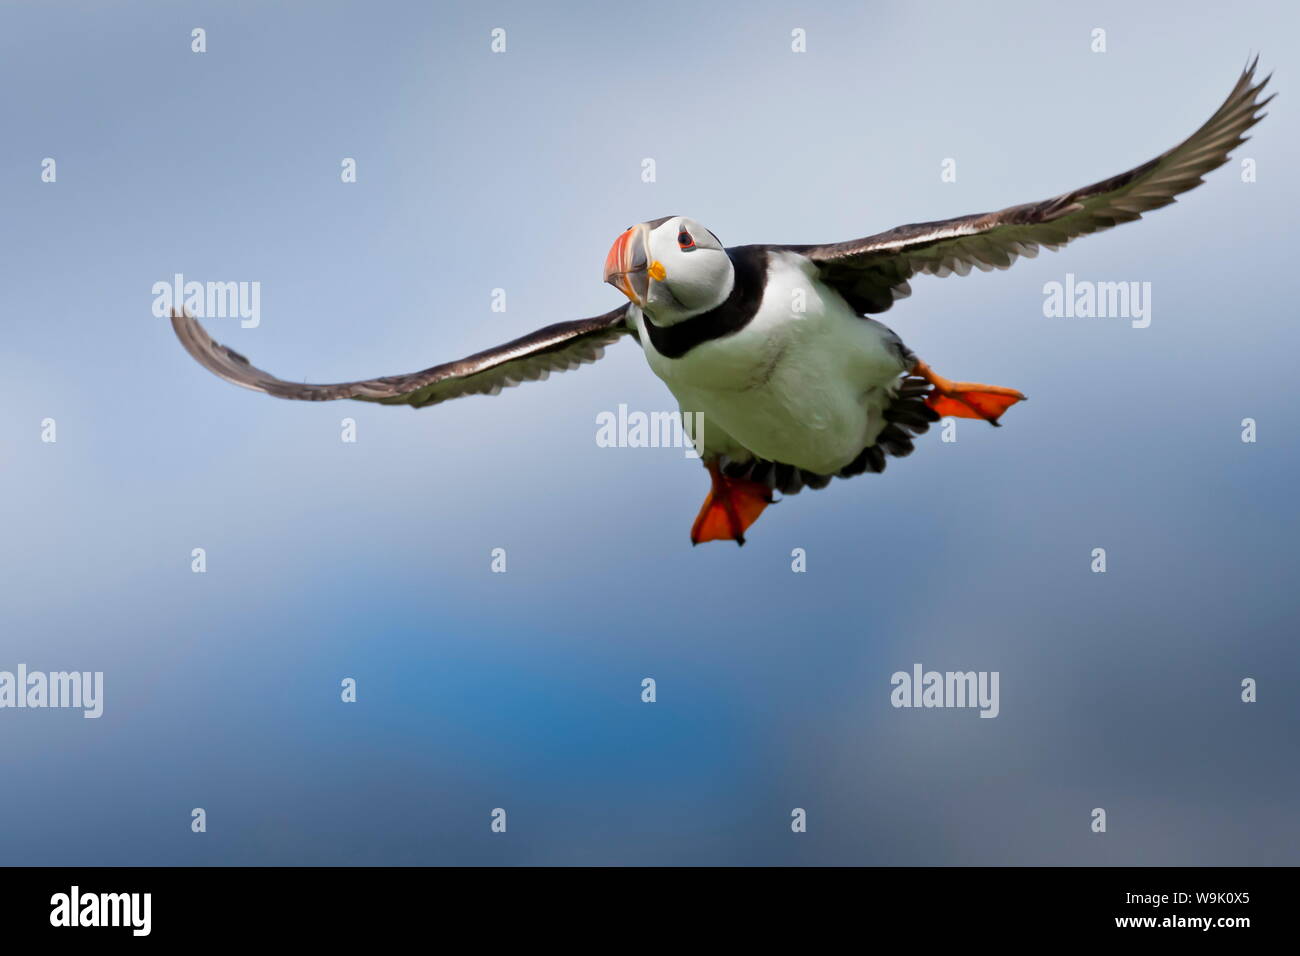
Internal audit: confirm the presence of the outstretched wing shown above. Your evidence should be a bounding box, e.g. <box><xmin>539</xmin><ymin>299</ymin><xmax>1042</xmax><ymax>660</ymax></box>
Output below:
<box><xmin>171</xmin><ymin>305</ymin><xmax>632</xmax><ymax>408</ymax></box>
<box><xmin>783</xmin><ymin>59</ymin><xmax>1273</xmax><ymax>314</ymax></box>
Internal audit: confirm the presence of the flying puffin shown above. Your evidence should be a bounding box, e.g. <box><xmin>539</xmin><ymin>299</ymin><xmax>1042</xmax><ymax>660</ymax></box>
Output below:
<box><xmin>171</xmin><ymin>61</ymin><xmax>1271</xmax><ymax>545</ymax></box>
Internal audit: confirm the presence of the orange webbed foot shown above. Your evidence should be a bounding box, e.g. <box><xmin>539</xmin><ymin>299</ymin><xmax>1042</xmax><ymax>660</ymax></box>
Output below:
<box><xmin>690</xmin><ymin>462</ymin><xmax>774</xmax><ymax>546</ymax></box>
<box><xmin>913</xmin><ymin>360</ymin><xmax>1026</xmax><ymax>426</ymax></box>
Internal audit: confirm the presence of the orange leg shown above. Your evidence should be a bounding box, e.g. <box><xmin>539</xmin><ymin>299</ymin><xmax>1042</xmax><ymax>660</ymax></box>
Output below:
<box><xmin>912</xmin><ymin>359</ymin><xmax>1026</xmax><ymax>427</ymax></box>
<box><xmin>690</xmin><ymin>461</ymin><xmax>774</xmax><ymax>546</ymax></box>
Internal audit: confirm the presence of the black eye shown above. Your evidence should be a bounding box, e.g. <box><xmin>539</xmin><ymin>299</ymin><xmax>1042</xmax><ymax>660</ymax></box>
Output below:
<box><xmin>677</xmin><ymin>230</ymin><xmax>695</xmax><ymax>250</ymax></box>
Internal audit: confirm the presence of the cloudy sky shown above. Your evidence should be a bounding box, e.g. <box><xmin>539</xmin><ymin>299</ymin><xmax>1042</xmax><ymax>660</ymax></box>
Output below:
<box><xmin>1</xmin><ymin>0</ymin><xmax>1296</xmax><ymax>865</ymax></box>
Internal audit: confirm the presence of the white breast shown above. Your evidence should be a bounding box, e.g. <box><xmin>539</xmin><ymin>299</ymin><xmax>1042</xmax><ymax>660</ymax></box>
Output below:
<box><xmin>636</xmin><ymin>252</ymin><xmax>912</xmax><ymax>475</ymax></box>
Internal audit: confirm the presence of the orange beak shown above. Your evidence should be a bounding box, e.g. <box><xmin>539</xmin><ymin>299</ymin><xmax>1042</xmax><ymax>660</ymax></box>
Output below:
<box><xmin>603</xmin><ymin>224</ymin><xmax>650</xmax><ymax>305</ymax></box>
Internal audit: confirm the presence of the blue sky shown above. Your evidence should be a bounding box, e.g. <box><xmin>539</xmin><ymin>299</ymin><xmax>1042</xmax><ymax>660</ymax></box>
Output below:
<box><xmin>1</xmin><ymin>0</ymin><xmax>1297</xmax><ymax>865</ymax></box>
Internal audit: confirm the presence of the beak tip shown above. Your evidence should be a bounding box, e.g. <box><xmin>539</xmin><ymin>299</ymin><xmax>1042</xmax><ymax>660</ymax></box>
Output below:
<box><xmin>603</xmin><ymin>225</ymin><xmax>646</xmax><ymax>305</ymax></box>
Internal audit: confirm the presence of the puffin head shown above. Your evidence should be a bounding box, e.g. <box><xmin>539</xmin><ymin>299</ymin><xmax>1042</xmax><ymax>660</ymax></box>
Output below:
<box><xmin>603</xmin><ymin>216</ymin><xmax>734</xmax><ymax>325</ymax></box>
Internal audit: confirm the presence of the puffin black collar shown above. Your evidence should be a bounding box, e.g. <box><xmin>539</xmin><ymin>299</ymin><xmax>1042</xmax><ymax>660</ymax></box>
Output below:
<box><xmin>640</xmin><ymin>246</ymin><xmax>769</xmax><ymax>359</ymax></box>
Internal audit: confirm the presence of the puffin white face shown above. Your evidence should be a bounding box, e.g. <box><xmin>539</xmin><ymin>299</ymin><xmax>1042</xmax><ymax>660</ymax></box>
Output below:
<box><xmin>603</xmin><ymin>216</ymin><xmax>734</xmax><ymax>325</ymax></box>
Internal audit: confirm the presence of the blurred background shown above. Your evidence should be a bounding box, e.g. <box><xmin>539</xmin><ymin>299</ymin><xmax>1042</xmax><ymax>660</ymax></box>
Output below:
<box><xmin>1</xmin><ymin>0</ymin><xmax>1296</xmax><ymax>865</ymax></box>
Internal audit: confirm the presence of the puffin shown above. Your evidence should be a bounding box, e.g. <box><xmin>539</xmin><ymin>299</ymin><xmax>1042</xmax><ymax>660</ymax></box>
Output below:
<box><xmin>171</xmin><ymin>61</ymin><xmax>1271</xmax><ymax>545</ymax></box>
